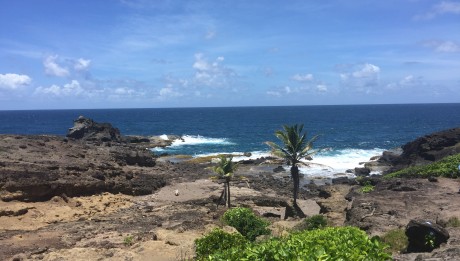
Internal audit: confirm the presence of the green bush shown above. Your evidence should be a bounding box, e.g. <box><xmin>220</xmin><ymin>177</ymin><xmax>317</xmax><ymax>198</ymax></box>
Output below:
<box><xmin>221</xmin><ymin>207</ymin><xmax>270</xmax><ymax>241</ymax></box>
<box><xmin>194</xmin><ymin>228</ymin><xmax>248</xmax><ymax>260</ymax></box>
<box><xmin>385</xmin><ymin>153</ymin><xmax>460</xmax><ymax>178</ymax></box>
<box><xmin>360</xmin><ymin>183</ymin><xmax>375</xmax><ymax>193</ymax></box>
<box><xmin>381</xmin><ymin>229</ymin><xmax>408</xmax><ymax>253</ymax></box>
<box><xmin>446</xmin><ymin>217</ymin><xmax>460</xmax><ymax>227</ymax></box>
<box><xmin>207</xmin><ymin>226</ymin><xmax>391</xmax><ymax>260</ymax></box>
<box><xmin>294</xmin><ymin>215</ymin><xmax>327</xmax><ymax>231</ymax></box>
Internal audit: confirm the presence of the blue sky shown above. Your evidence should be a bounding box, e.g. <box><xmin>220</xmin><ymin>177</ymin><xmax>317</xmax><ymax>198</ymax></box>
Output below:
<box><xmin>0</xmin><ymin>0</ymin><xmax>459</xmax><ymax>109</ymax></box>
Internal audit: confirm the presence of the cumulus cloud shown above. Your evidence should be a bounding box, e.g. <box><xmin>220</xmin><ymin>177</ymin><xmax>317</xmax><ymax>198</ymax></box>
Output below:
<box><xmin>74</xmin><ymin>58</ymin><xmax>91</xmax><ymax>71</ymax></box>
<box><xmin>192</xmin><ymin>53</ymin><xmax>236</xmax><ymax>87</ymax></box>
<box><xmin>159</xmin><ymin>84</ymin><xmax>183</xmax><ymax>98</ymax></box>
<box><xmin>43</xmin><ymin>55</ymin><xmax>69</xmax><ymax>77</ymax></box>
<box><xmin>35</xmin><ymin>80</ymin><xmax>84</xmax><ymax>96</ymax></box>
<box><xmin>0</xmin><ymin>73</ymin><xmax>32</xmax><ymax>90</ymax></box>
<box><xmin>340</xmin><ymin>63</ymin><xmax>381</xmax><ymax>92</ymax></box>
<box><xmin>316</xmin><ymin>84</ymin><xmax>328</xmax><ymax>92</ymax></box>
<box><xmin>386</xmin><ymin>75</ymin><xmax>425</xmax><ymax>90</ymax></box>
<box><xmin>414</xmin><ymin>1</ymin><xmax>460</xmax><ymax>20</ymax></box>
<box><xmin>291</xmin><ymin>73</ymin><xmax>313</xmax><ymax>82</ymax></box>
<box><xmin>423</xmin><ymin>40</ymin><xmax>460</xmax><ymax>53</ymax></box>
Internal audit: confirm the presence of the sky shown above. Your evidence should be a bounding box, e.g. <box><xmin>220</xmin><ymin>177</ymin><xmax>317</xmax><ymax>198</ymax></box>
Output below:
<box><xmin>0</xmin><ymin>0</ymin><xmax>459</xmax><ymax>110</ymax></box>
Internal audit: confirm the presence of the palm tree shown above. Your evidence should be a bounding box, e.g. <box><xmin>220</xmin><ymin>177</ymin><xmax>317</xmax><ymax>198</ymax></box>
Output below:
<box><xmin>266</xmin><ymin>124</ymin><xmax>319</xmax><ymax>206</ymax></box>
<box><xmin>213</xmin><ymin>155</ymin><xmax>238</xmax><ymax>208</ymax></box>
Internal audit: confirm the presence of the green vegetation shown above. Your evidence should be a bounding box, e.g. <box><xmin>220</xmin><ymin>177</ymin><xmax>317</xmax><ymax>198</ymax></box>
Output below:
<box><xmin>266</xmin><ymin>124</ymin><xmax>319</xmax><ymax>205</ymax></box>
<box><xmin>360</xmin><ymin>182</ymin><xmax>375</xmax><ymax>193</ymax></box>
<box><xmin>194</xmin><ymin>228</ymin><xmax>248</xmax><ymax>260</ymax></box>
<box><xmin>198</xmin><ymin>226</ymin><xmax>390</xmax><ymax>260</ymax></box>
<box><xmin>123</xmin><ymin>235</ymin><xmax>134</xmax><ymax>247</ymax></box>
<box><xmin>212</xmin><ymin>155</ymin><xmax>238</xmax><ymax>208</ymax></box>
<box><xmin>385</xmin><ymin>153</ymin><xmax>460</xmax><ymax>178</ymax></box>
<box><xmin>381</xmin><ymin>229</ymin><xmax>408</xmax><ymax>254</ymax></box>
<box><xmin>300</xmin><ymin>214</ymin><xmax>328</xmax><ymax>231</ymax></box>
<box><xmin>221</xmin><ymin>207</ymin><xmax>270</xmax><ymax>241</ymax></box>
<box><xmin>446</xmin><ymin>217</ymin><xmax>460</xmax><ymax>227</ymax></box>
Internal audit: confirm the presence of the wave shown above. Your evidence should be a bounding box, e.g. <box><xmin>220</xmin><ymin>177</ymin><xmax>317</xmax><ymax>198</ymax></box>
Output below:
<box><xmin>170</xmin><ymin>135</ymin><xmax>234</xmax><ymax>147</ymax></box>
<box><xmin>151</xmin><ymin>135</ymin><xmax>234</xmax><ymax>154</ymax></box>
<box><xmin>298</xmin><ymin>148</ymin><xmax>385</xmax><ymax>178</ymax></box>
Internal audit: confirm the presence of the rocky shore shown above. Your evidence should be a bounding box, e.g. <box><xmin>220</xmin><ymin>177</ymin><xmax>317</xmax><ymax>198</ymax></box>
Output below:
<box><xmin>1</xmin><ymin>117</ymin><xmax>460</xmax><ymax>260</ymax></box>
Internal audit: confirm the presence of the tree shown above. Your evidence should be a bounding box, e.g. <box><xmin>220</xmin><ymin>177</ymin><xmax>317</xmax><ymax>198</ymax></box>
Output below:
<box><xmin>213</xmin><ymin>155</ymin><xmax>238</xmax><ymax>208</ymax></box>
<box><xmin>266</xmin><ymin>124</ymin><xmax>319</xmax><ymax>206</ymax></box>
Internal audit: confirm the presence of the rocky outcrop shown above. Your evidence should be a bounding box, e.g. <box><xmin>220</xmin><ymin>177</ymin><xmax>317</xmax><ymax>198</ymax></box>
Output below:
<box><xmin>394</xmin><ymin>127</ymin><xmax>460</xmax><ymax>167</ymax></box>
<box><xmin>363</xmin><ymin>128</ymin><xmax>460</xmax><ymax>174</ymax></box>
<box><xmin>67</xmin><ymin>116</ymin><xmax>123</xmax><ymax>142</ymax></box>
<box><xmin>0</xmin><ymin>134</ymin><xmax>163</xmax><ymax>202</ymax></box>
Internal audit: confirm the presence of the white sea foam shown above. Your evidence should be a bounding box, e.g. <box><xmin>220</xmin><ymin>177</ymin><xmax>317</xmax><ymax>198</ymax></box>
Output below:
<box><xmin>298</xmin><ymin>148</ymin><xmax>385</xmax><ymax>178</ymax></box>
<box><xmin>159</xmin><ymin>134</ymin><xmax>169</xmax><ymax>140</ymax></box>
<box><xmin>170</xmin><ymin>135</ymin><xmax>234</xmax><ymax>147</ymax></box>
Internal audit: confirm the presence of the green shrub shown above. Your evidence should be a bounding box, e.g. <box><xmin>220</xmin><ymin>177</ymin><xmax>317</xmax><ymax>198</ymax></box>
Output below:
<box><xmin>294</xmin><ymin>215</ymin><xmax>327</xmax><ymax>231</ymax></box>
<box><xmin>381</xmin><ymin>229</ymin><xmax>408</xmax><ymax>253</ymax></box>
<box><xmin>123</xmin><ymin>235</ymin><xmax>134</xmax><ymax>246</ymax></box>
<box><xmin>221</xmin><ymin>207</ymin><xmax>270</xmax><ymax>241</ymax></box>
<box><xmin>194</xmin><ymin>228</ymin><xmax>248</xmax><ymax>260</ymax></box>
<box><xmin>385</xmin><ymin>153</ymin><xmax>460</xmax><ymax>178</ymax></box>
<box><xmin>360</xmin><ymin>183</ymin><xmax>375</xmax><ymax>193</ymax></box>
<box><xmin>207</xmin><ymin>226</ymin><xmax>391</xmax><ymax>260</ymax></box>
<box><xmin>446</xmin><ymin>217</ymin><xmax>460</xmax><ymax>227</ymax></box>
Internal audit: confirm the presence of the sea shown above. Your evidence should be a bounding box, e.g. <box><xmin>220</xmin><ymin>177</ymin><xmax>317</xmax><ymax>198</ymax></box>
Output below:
<box><xmin>1</xmin><ymin>104</ymin><xmax>460</xmax><ymax>179</ymax></box>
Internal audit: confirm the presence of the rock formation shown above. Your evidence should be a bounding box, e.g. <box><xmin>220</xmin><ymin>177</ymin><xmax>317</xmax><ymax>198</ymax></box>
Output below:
<box><xmin>67</xmin><ymin>116</ymin><xmax>123</xmax><ymax>142</ymax></box>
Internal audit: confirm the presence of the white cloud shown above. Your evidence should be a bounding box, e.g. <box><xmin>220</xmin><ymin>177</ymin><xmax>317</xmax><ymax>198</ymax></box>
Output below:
<box><xmin>0</xmin><ymin>73</ymin><xmax>32</xmax><ymax>90</ymax></box>
<box><xmin>414</xmin><ymin>1</ymin><xmax>460</xmax><ymax>20</ymax></box>
<box><xmin>340</xmin><ymin>63</ymin><xmax>381</xmax><ymax>92</ymax></box>
<box><xmin>74</xmin><ymin>58</ymin><xmax>91</xmax><ymax>71</ymax></box>
<box><xmin>291</xmin><ymin>73</ymin><xmax>313</xmax><ymax>82</ymax></box>
<box><xmin>386</xmin><ymin>75</ymin><xmax>425</xmax><ymax>90</ymax></box>
<box><xmin>192</xmin><ymin>53</ymin><xmax>236</xmax><ymax>88</ymax></box>
<box><xmin>43</xmin><ymin>55</ymin><xmax>69</xmax><ymax>77</ymax></box>
<box><xmin>35</xmin><ymin>80</ymin><xmax>84</xmax><ymax>96</ymax></box>
<box><xmin>316</xmin><ymin>84</ymin><xmax>328</xmax><ymax>92</ymax></box>
<box><xmin>424</xmin><ymin>40</ymin><xmax>460</xmax><ymax>53</ymax></box>
<box><xmin>159</xmin><ymin>84</ymin><xmax>183</xmax><ymax>98</ymax></box>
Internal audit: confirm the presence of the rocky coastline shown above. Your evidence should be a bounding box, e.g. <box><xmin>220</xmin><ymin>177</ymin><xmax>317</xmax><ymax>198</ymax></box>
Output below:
<box><xmin>1</xmin><ymin>117</ymin><xmax>460</xmax><ymax>260</ymax></box>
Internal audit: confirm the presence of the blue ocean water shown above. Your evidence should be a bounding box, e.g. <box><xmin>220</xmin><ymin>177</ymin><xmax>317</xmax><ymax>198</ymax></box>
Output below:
<box><xmin>1</xmin><ymin>104</ymin><xmax>459</xmax><ymax>177</ymax></box>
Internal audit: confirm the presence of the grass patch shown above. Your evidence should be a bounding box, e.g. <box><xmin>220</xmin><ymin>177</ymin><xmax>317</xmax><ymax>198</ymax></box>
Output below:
<box><xmin>123</xmin><ymin>235</ymin><xmax>134</xmax><ymax>247</ymax></box>
<box><xmin>446</xmin><ymin>217</ymin><xmax>460</xmax><ymax>227</ymax></box>
<box><xmin>385</xmin><ymin>153</ymin><xmax>460</xmax><ymax>179</ymax></box>
<box><xmin>359</xmin><ymin>183</ymin><xmax>375</xmax><ymax>193</ymax></box>
<box><xmin>381</xmin><ymin>229</ymin><xmax>408</xmax><ymax>254</ymax></box>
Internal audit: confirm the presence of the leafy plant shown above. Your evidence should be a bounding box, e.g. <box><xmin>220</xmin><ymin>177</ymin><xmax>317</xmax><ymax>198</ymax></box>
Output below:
<box><xmin>425</xmin><ymin>232</ymin><xmax>436</xmax><ymax>248</ymax></box>
<box><xmin>385</xmin><ymin>153</ymin><xmax>460</xmax><ymax>178</ymax></box>
<box><xmin>123</xmin><ymin>235</ymin><xmax>134</xmax><ymax>246</ymax></box>
<box><xmin>194</xmin><ymin>228</ymin><xmax>248</xmax><ymax>260</ymax></box>
<box><xmin>207</xmin><ymin>226</ymin><xmax>391</xmax><ymax>260</ymax></box>
<box><xmin>360</xmin><ymin>182</ymin><xmax>375</xmax><ymax>193</ymax></box>
<box><xmin>221</xmin><ymin>207</ymin><xmax>270</xmax><ymax>241</ymax></box>
<box><xmin>381</xmin><ymin>229</ymin><xmax>408</xmax><ymax>253</ymax></box>
<box><xmin>294</xmin><ymin>215</ymin><xmax>327</xmax><ymax>231</ymax></box>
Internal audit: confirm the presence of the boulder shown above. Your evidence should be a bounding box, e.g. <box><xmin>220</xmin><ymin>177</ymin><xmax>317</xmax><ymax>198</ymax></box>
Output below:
<box><xmin>67</xmin><ymin>116</ymin><xmax>123</xmax><ymax>143</ymax></box>
<box><xmin>406</xmin><ymin>219</ymin><xmax>450</xmax><ymax>253</ymax></box>
<box><xmin>354</xmin><ymin>167</ymin><xmax>371</xmax><ymax>176</ymax></box>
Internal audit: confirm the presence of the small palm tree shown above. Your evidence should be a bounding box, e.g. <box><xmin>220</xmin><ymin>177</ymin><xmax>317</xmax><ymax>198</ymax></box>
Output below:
<box><xmin>266</xmin><ymin>124</ymin><xmax>319</xmax><ymax>206</ymax></box>
<box><xmin>213</xmin><ymin>155</ymin><xmax>238</xmax><ymax>208</ymax></box>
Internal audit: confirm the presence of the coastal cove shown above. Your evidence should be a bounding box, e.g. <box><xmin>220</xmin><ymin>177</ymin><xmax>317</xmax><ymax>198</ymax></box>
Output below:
<box><xmin>2</xmin><ymin>104</ymin><xmax>460</xmax><ymax>179</ymax></box>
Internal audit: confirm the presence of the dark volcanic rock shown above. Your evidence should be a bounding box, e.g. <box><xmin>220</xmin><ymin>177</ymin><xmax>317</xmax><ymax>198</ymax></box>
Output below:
<box><xmin>67</xmin><ymin>116</ymin><xmax>123</xmax><ymax>142</ymax></box>
<box><xmin>406</xmin><ymin>219</ymin><xmax>450</xmax><ymax>253</ymax></box>
<box><xmin>392</xmin><ymin>127</ymin><xmax>460</xmax><ymax>170</ymax></box>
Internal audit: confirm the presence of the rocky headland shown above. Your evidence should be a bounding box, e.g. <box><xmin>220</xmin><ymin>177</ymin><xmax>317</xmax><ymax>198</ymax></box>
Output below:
<box><xmin>1</xmin><ymin>117</ymin><xmax>460</xmax><ymax>260</ymax></box>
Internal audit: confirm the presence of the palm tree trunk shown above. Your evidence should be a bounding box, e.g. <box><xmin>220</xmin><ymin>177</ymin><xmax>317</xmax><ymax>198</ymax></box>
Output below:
<box><xmin>291</xmin><ymin>165</ymin><xmax>299</xmax><ymax>206</ymax></box>
<box><xmin>226</xmin><ymin>181</ymin><xmax>231</xmax><ymax>208</ymax></box>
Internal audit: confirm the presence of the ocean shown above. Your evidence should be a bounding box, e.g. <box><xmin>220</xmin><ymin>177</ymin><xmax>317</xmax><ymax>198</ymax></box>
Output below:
<box><xmin>1</xmin><ymin>104</ymin><xmax>460</xmax><ymax>178</ymax></box>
